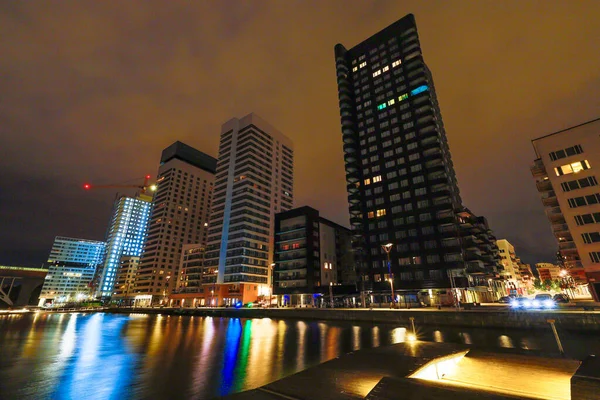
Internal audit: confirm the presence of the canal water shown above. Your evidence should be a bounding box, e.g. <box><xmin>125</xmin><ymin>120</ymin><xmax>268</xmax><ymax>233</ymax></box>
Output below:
<box><xmin>1</xmin><ymin>312</ymin><xmax>598</xmax><ymax>399</ymax></box>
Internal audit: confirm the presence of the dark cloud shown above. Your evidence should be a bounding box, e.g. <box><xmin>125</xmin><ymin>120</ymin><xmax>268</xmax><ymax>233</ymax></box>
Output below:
<box><xmin>1</xmin><ymin>1</ymin><xmax>599</xmax><ymax>266</ymax></box>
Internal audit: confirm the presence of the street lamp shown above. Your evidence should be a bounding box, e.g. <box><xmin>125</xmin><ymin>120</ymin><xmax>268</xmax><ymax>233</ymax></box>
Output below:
<box><xmin>381</xmin><ymin>243</ymin><xmax>396</xmax><ymax>308</ymax></box>
<box><xmin>270</xmin><ymin>263</ymin><xmax>276</xmax><ymax>308</ymax></box>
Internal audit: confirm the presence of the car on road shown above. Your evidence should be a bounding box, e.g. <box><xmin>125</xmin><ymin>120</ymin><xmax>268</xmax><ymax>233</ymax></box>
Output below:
<box><xmin>553</xmin><ymin>293</ymin><xmax>570</xmax><ymax>303</ymax></box>
<box><xmin>498</xmin><ymin>296</ymin><xmax>513</xmax><ymax>303</ymax></box>
<box><xmin>510</xmin><ymin>294</ymin><xmax>556</xmax><ymax>309</ymax></box>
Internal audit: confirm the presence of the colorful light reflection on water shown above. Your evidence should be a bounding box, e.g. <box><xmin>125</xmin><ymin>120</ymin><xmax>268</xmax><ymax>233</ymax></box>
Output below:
<box><xmin>1</xmin><ymin>312</ymin><xmax>599</xmax><ymax>399</ymax></box>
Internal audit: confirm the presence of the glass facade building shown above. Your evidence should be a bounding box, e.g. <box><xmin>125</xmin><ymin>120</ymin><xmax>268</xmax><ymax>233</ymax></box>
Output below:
<box><xmin>39</xmin><ymin>236</ymin><xmax>105</xmax><ymax>304</ymax></box>
<box><xmin>96</xmin><ymin>194</ymin><xmax>151</xmax><ymax>297</ymax></box>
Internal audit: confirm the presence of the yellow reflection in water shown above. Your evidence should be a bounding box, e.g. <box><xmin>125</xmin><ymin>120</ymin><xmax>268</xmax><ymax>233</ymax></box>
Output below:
<box><xmin>433</xmin><ymin>330</ymin><xmax>443</xmax><ymax>342</ymax></box>
<box><xmin>352</xmin><ymin>326</ymin><xmax>361</xmax><ymax>351</ymax></box>
<box><xmin>372</xmin><ymin>326</ymin><xmax>380</xmax><ymax>347</ymax></box>
<box><xmin>498</xmin><ymin>335</ymin><xmax>514</xmax><ymax>348</ymax></box>
<box><xmin>190</xmin><ymin>317</ymin><xmax>216</xmax><ymax>398</ymax></box>
<box><xmin>326</xmin><ymin>325</ymin><xmax>340</xmax><ymax>360</ymax></box>
<box><xmin>296</xmin><ymin>321</ymin><xmax>307</xmax><ymax>370</ymax></box>
<box><xmin>461</xmin><ymin>332</ymin><xmax>472</xmax><ymax>345</ymax></box>
<box><xmin>246</xmin><ymin>318</ymin><xmax>276</xmax><ymax>387</ymax></box>
<box><xmin>390</xmin><ymin>327</ymin><xmax>407</xmax><ymax>344</ymax></box>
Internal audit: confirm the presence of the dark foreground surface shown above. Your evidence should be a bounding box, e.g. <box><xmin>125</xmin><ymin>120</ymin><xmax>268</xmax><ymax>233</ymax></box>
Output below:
<box><xmin>1</xmin><ymin>312</ymin><xmax>599</xmax><ymax>399</ymax></box>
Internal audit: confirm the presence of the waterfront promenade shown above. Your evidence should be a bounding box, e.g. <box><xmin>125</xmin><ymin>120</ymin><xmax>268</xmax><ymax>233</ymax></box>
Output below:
<box><xmin>107</xmin><ymin>305</ymin><xmax>600</xmax><ymax>332</ymax></box>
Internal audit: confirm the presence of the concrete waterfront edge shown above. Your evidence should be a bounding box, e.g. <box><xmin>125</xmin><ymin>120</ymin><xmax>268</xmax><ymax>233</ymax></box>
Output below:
<box><xmin>105</xmin><ymin>307</ymin><xmax>600</xmax><ymax>331</ymax></box>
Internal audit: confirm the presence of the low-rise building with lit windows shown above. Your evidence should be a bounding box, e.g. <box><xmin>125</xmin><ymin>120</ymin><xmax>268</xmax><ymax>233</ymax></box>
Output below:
<box><xmin>531</xmin><ymin>117</ymin><xmax>600</xmax><ymax>300</ymax></box>
<box><xmin>39</xmin><ymin>236</ymin><xmax>105</xmax><ymax>305</ymax></box>
<box><xmin>273</xmin><ymin>206</ymin><xmax>355</xmax><ymax>307</ymax></box>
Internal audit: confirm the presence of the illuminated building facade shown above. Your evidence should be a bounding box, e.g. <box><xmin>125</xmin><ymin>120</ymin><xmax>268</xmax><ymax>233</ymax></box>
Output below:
<box><xmin>334</xmin><ymin>14</ymin><xmax>500</xmax><ymax>303</ymax></box>
<box><xmin>273</xmin><ymin>206</ymin><xmax>355</xmax><ymax>307</ymax></box>
<box><xmin>39</xmin><ymin>236</ymin><xmax>105</xmax><ymax>304</ymax></box>
<box><xmin>531</xmin><ymin>118</ymin><xmax>600</xmax><ymax>300</ymax></box>
<box><xmin>203</xmin><ymin>113</ymin><xmax>294</xmax><ymax>306</ymax></box>
<box><xmin>96</xmin><ymin>194</ymin><xmax>151</xmax><ymax>298</ymax></box>
<box><xmin>133</xmin><ymin>142</ymin><xmax>216</xmax><ymax>305</ymax></box>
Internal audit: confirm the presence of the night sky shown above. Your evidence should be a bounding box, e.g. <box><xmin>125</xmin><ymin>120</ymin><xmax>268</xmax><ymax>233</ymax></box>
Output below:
<box><xmin>1</xmin><ymin>1</ymin><xmax>599</xmax><ymax>267</ymax></box>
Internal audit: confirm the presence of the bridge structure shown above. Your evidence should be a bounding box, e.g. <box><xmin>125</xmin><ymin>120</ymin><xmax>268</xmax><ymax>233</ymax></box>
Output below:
<box><xmin>0</xmin><ymin>266</ymin><xmax>48</xmax><ymax>307</ymax></box>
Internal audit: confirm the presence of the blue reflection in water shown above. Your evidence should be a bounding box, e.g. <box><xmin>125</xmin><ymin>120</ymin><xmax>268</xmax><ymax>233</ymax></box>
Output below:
<box><xmin>220</xmin><ymin>318</ymin><xmax>242</xmax><ymax>395</ymax></box>
<box><xmin>52</xmin><ymin>314</ymin><xmax>137</xmax><ymax>400</ymax></box>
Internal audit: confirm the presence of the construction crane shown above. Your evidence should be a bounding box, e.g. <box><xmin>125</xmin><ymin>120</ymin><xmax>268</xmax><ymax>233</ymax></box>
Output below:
<box><xmin>83</xmin><ymin>175</ymin><xmax>157</xmax><ymax>194</ymax></box>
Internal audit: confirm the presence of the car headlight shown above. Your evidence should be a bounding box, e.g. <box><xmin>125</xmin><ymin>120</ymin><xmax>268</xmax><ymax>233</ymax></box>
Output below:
<box><xmin>532</xmin><ymin>300</ymin><xmax>541</xmax><ymax>308</ymax></box>
<box><xmin>510</xmin><ymin>300</ymin><xmax>520</xmax><ymax>308</ymax></box>
<box><xmin>524</xmin><ymin>300</ymin><xmax>533</xmax><ymax>308</ymax></box>
<box><xmin>543</xmin><ymin>300</ymin><xmax>555</xmax><ymax>308</ymax></box>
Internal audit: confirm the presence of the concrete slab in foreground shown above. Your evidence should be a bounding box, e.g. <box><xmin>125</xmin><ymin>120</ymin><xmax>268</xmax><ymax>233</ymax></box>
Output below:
<box><xmin>223</xmin><ymin>341</ymin><xmax>582</xmax><ymax>400</ymax></box>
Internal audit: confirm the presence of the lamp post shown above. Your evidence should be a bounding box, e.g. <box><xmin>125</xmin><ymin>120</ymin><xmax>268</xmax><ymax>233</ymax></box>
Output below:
<box><xmin>270</xmin><ymin>263</ymin><xmax>276</xmax><ymax>308</ymax></box>
<box><xmin>381</xmin><ymin>243</ymin><xmax>396</xmax><ymax>308</ymax></box>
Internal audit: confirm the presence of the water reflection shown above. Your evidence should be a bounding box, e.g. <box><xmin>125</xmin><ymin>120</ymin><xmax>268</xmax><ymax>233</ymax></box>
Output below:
<box><xmin>1</xmin><ymin>313</ymin><xmax>599</xmax><ymax>400</ymax></box>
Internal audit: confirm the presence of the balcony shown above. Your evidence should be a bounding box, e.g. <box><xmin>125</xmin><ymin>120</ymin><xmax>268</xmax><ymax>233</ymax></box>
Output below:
<box><xmin>535</xmin><ymin>179</ymin><xmax>553</xmax><ymax>192</ymax></box>
<box><xmin>276</xmin><ymin>225</ymin><xmax>306</xmax><ymax>235</ymax></box>
<box><xmin>541</xmin><ymin>191</ymin><xmax>559</xmax><ymax>207</ymax></box>
<box><xmin>439</xmin><ymin>224</ymin><xmax>458</xmax><ymax>236</ymax></box>
<box><xmin>546</xmin><ymin>207</ymin><xmax>565</xmax><ymax>223</ymax></box>
<box><xmin>552</xmin><ymin>223</ymin><xmax>570</xmax><ymax>235</ymax></box>
<box><xmin>466</xmin><ymin>260</ymin><xmax>486</xmax><ymax>274</ymax></box>
<box><xmin>558</xmin><ymin>241</ymin><xmax>576</xmax><ymax>250</ymax></box>
<box><xmin>275</xmin><ymin>263</ymin><xmax>307</xmax><ymax>272</ymax></box>
<box><xmin>425</xmin><ymin>159</ymin><xmax>444</xmax><ymax>171</ymax></box>
<box><xmin>278</xmin><ymin>232</ymin><xmax>307</xmax><ymax>242</ymax></box>
<box><xmin>423</xmin><ymin>148</ymin><xmax>442</xmax><ymax>159</ymax></box>
<box><xmin>530</xmin><ymin>159</ymin><xmax>547</xmax><ymax>177</ymax></box>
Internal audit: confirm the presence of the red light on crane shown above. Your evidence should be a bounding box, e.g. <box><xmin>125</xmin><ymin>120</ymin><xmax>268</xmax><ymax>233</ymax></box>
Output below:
<box><xmin>145</xmin><ymin>175</ymin><xmax>151</xmax><ymax>179</ymax></box>
<box><xmin>83</xmin><ymin>184</ymin><xmax>91</xmax><ymax>190</ymax></box>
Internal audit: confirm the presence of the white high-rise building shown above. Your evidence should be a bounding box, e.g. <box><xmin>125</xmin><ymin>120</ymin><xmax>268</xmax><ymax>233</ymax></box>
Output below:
<box><xmin>531</xmin><ymin>118</ymin><xmax>600</xmax><ymax>300</ymax></box>
<box><xmin>203</xmin><ymin>113</ymin><xmax>294</xmax><ymax>306</ymax></box>
<box><xmin>39</xmin><ymin>236</ymin><xmax>105</xmax><ymax>305</ymax></box>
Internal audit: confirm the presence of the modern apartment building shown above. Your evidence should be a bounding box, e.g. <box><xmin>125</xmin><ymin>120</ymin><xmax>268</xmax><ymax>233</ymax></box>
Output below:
<box><xmin>133</xmin><ymin>142</ymin><xmax>217</xmax><ymax>305</ymax></box>
<box><xmin>170</xmin><ymin>244</ymin><xmax>210</xmax><ymax>307</ymax></box>
<box><xmin>496</xmin><ymin>239</ymin><xmax>521</xmax><ymax>281</ymax></box>
<box><xmin>536</xmin><ymin>263</ymin><xmax>561</xmax><ymax>281</ymax></box>
<box><xmin>273</xmin><ymin>206</ymin><xmax>355</xmax><ymax>306</ymax></box>
<box><xmin>203</xmin><ymin>113</ymin><xmax>294</xmax><ymax>306</ymax></box>
<box><xmin>334</xmin><ymin>13</ymin><xmax>499</xmax><ymax>303</ymax></box>
<box><xmin>95</xmin><ymin>194</ymin><xmax>152</xmax><ymax>298</ymax></box>
<box><xmin>39</xmin><ymin>236</ymin><xmax>105</xmax><ymax>304</ymax></box>
<box><xmin>531</xmin><ymin>118</ymin><xmax>600</xmax><ymax>300</ymax></box>
<box><xmin>111</xmin><ymin>256</ymin><xmax>139</xmax><ymax>304</ymax></box>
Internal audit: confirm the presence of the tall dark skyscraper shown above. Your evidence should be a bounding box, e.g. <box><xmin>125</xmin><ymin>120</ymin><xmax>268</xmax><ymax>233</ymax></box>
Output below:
<box><xmin>335</xmin><ymin>14</ymin><xmax>500</xmax><ymax>304</ymax></box>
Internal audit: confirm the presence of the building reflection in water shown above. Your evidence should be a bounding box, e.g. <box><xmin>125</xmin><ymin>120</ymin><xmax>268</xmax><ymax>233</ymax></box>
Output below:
<box><xmin>2</xmin><ymin>313</ymin><xmax>596</xmax><ymax>400</ymax></box>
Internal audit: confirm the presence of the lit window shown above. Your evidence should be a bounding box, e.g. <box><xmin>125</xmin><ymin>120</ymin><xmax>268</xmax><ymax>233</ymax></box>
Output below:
<box><xmin>382</xmin><ymin>66</ymin><xmax>389</xmax><ymax>72</ymax></box>
<box><xmin>399</xmin><ymin>93</ymin><xmax>409</xmax><ymax>101</ymax></box>
<box><xmin>376</xmin><ymin>209</ymin><xmax>386</xmax><ymax>217</ymax></box>
<box><xmin>392</xmin><ymin>60</ymin><xmax>402</xmax><ymax>68</ymax></box>
<box><xmin>359</xmin><ymin>62</ymin><xmax>367</xmax><ymax>68</ymax></box>
<box><xmin>555</xmin><ymin>160</ymin><xmax>591</xmax><ymax>176</ymax></box>
<box><xmin>352</xmin><ymin>67</ymin><xmax>358</xmax><ymax>72</ymax></box>
<box><xmin>364</xmin><ymin>178</ymin><xmax>371</xmax><ymax>185</ymax></box>
<box><xmin>373</xmin><ymin>70</ymin><xmax>381</xmax><ymax>77</ymax></box>
<box><xmin>368</xmin><ymin>211</ymin><xmax>375</xmax><ymax>218</ymax></box>
<box><xmin>377</xmin><ymin>103</ymin><xmax>387</xmax><ymax>110</ymax></box>
<box><xmin>387</xmin><ymin>99</ymin><xmax>395</xmax><ymax>106</ymax></box>
<box><xmin>373</xmin><ymin>175</ymin><xmax>382</xmax><ymax>183</ymax></box>
<box><xmin>410</xmin><ymin>85</ymin><xmax>429</xmax><ymax>95</ymax></box>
